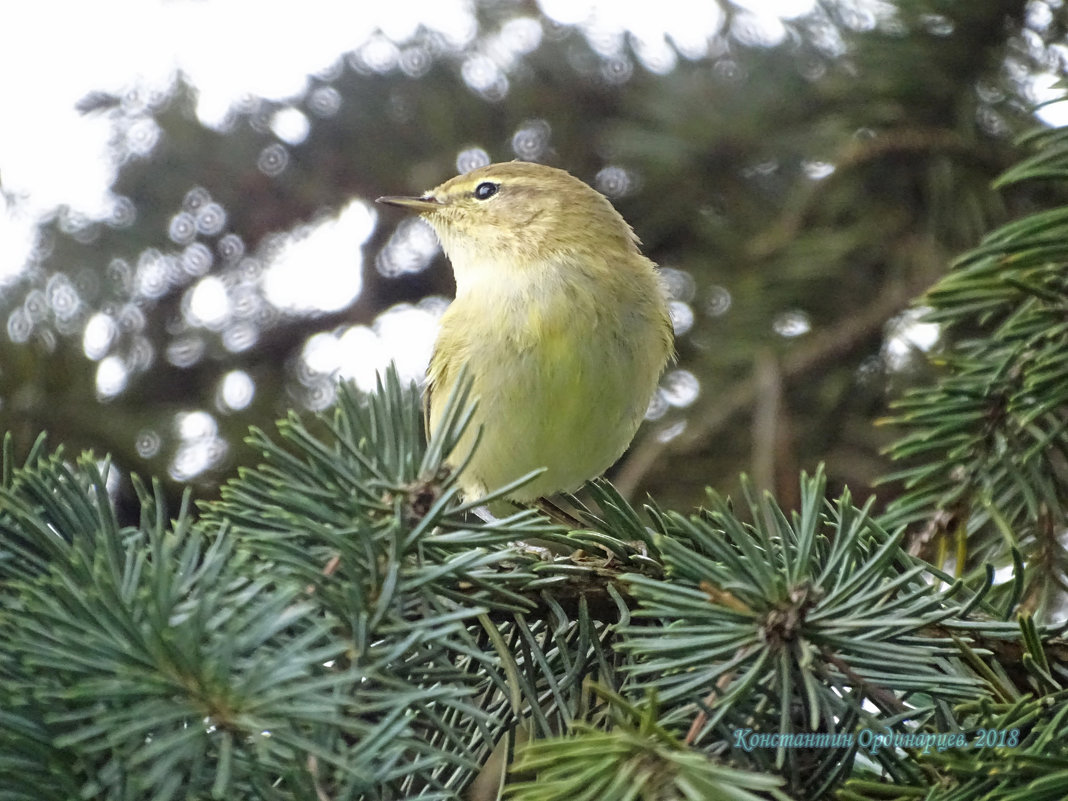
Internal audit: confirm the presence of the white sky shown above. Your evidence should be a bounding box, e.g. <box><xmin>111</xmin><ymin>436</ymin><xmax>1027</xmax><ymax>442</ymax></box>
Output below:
<box><xmin>0</xmin><ymin>0</ymin><xmax>814</xmax><ymax>226</ymax></box>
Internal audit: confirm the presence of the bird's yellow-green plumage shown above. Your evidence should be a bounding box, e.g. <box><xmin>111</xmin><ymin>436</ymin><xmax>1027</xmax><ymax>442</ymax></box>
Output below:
<box><xmin>378</xmin><ymin>161</ymin><xmax>674</xmax><ymax>502</ymax></box>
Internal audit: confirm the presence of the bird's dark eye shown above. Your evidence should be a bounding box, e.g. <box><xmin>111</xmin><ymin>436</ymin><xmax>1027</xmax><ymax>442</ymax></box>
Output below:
<box><xmin>473</xmin><ymin>181</ymin><xmax>499</xmax><ymax>200</ymax></box>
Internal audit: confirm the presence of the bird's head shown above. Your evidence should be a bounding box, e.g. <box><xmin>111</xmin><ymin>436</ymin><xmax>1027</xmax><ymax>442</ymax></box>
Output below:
<box><xmin>377</xmin><ymin>161</ymin><xmax>640</xmax><ymax>273</ymax></box>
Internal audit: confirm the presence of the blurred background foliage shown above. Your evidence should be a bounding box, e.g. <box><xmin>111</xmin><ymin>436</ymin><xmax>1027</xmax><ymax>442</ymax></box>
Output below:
<box><xmin>1</xmin><ymin>0</ymin><xmax>1065</xmax><ymax>519</ymax></box>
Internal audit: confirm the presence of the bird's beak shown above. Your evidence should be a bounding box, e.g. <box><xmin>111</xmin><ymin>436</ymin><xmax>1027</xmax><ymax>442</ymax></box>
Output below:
<box><xmin>376</xmin><ymin>194</ymin><xmax>441</xmax><ymax>213</ymax></box>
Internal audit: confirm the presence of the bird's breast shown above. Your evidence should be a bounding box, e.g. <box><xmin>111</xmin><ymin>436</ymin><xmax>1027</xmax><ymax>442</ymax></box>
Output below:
<box><xmin>426</xmin><ymin>249</ymin><xmax>672</xmax><ymax>499</ymax></box>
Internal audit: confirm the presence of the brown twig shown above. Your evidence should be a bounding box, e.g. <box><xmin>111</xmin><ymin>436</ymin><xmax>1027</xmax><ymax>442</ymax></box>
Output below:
<box><xmin>821</xmin><ymin>649</ymin><xmax>910</xmax><ymax>716</ymax></box>
<box><xmin>685</xmin><ymin>670</ymin><xmax>737</xmax><ymax>746</ymax></box>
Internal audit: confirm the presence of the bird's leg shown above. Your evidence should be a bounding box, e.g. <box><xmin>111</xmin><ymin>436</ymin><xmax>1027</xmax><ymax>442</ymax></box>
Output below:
<box><xmin>470</xmin><ymin>504</ymin><xmax>500</xmax><ymax>524</ymax></box>
<box><xmin>466</xmin><ymin>503</ymin><xmax>557</xmax><ymax>558</ymax></box>
<box><xmin>531</xmin><ymin>496</ymin><xmax>585</xmax><ymax>530</ymax></box>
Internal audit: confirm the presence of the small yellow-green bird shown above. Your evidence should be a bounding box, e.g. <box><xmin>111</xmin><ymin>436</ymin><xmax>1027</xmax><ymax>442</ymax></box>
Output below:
<box><xmin>378</xmin><ymin>161</ymin><xmax>674</xmax><ymax>503</ymax></box>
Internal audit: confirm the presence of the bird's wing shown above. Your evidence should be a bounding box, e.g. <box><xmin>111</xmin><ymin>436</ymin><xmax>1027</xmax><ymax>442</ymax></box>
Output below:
<box><xmin>423</xmin><ymin>340</ymin><xmax>452</xmax><ymax>440</ymax></box>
